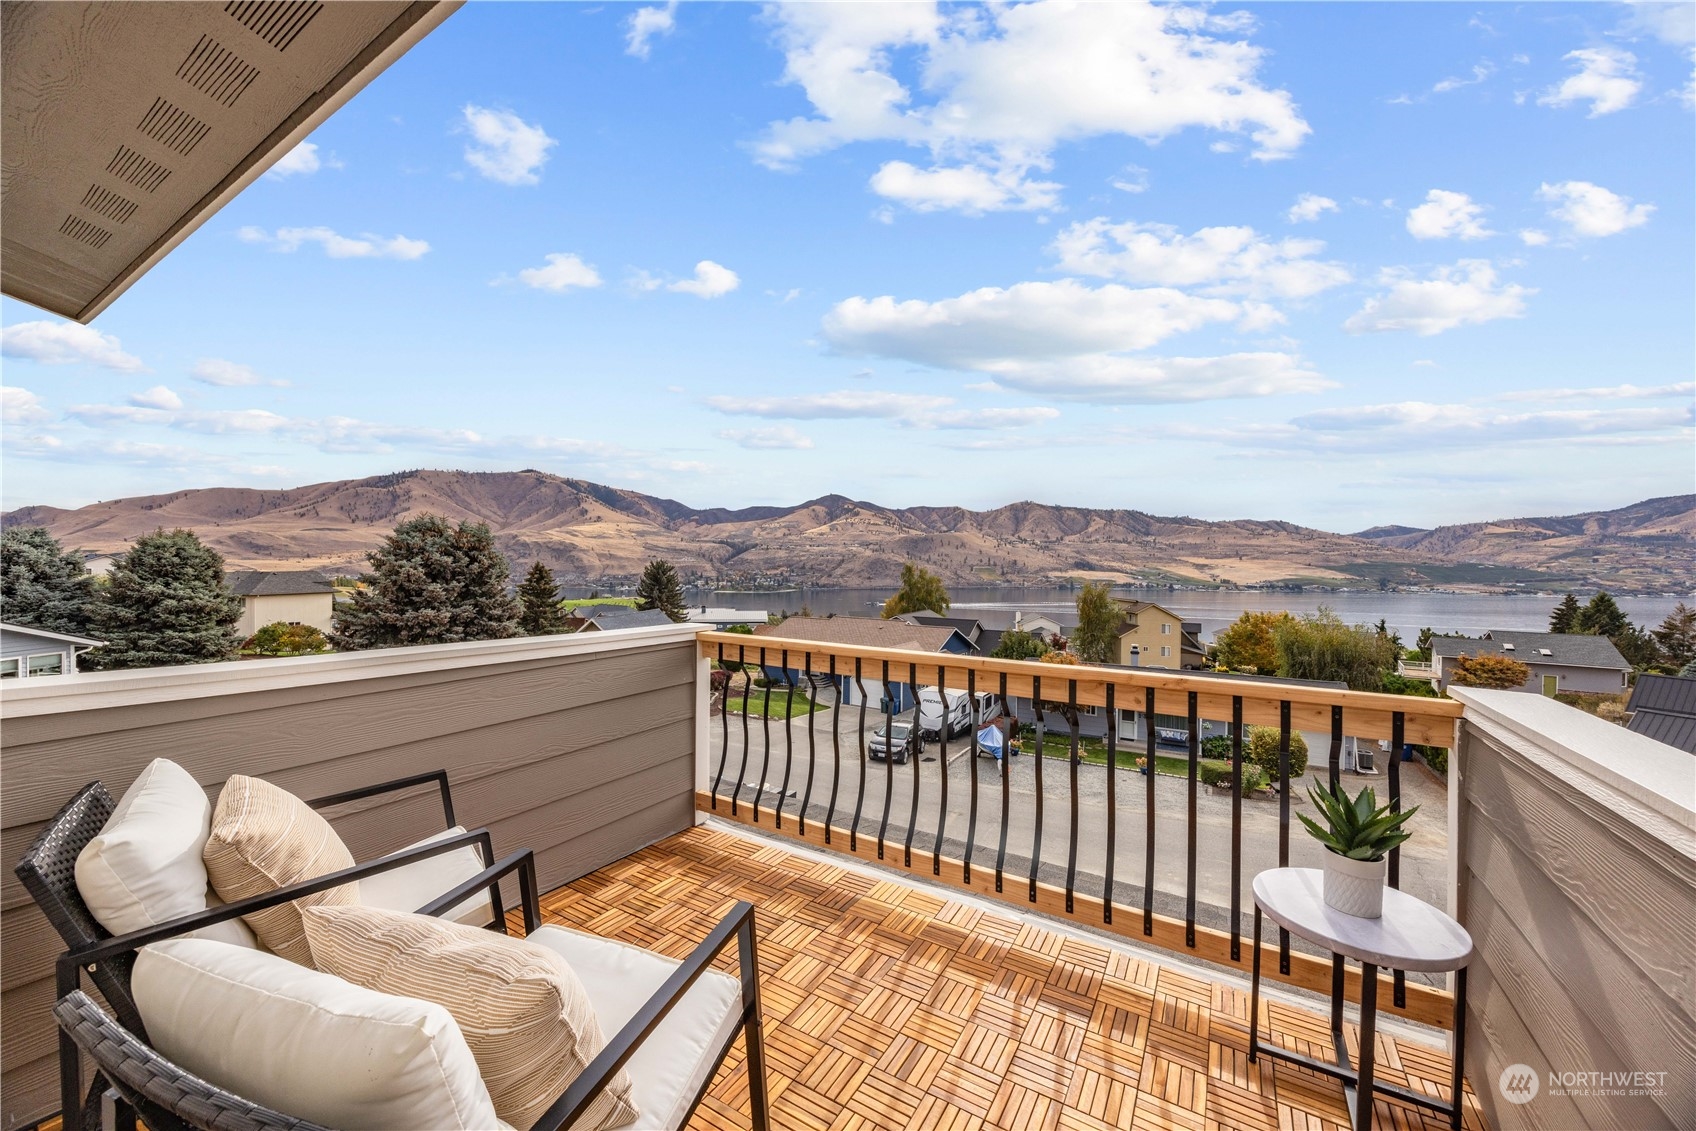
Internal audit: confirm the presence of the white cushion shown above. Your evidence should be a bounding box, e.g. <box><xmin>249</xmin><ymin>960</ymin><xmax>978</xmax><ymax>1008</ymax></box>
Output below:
<box><xmin>528</xmin><ymin>925</ymin><xmax>741</xmax><ymax>1131</ymax></box>
<box><xmin>74</xmin><ymin>759</ymin><xmax>258</xmax><ymax>949</ymax></box>
<box><xmin>358</xmin><ymin>826</ymin><xmax>494</xmax><ymax>926</ymax></box>
<box><xmin>134</xmin><ymin>938</ymin><xmax>502</xmax><ymax>1131</ymax></box>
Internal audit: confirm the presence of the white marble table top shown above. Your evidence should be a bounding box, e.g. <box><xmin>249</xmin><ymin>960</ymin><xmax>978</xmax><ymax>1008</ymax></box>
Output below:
<box><xmin>1252</xmin><ymin>867</ymin><xmax>1474</xmax><ymax>971</ymax></box>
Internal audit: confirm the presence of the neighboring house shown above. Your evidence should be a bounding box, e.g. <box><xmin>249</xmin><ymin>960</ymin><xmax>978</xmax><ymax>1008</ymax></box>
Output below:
<box><xmin>563</xmin><ymin>603</ymin><xmax>639</xmax><ymax>631</ymax></box>
<box><xmin>1624</xmin><ymin>674</ymin><xmax>1696</xmax><ymax>754</ymax></box>
<box><xmin>684</xmin><ymin>606</ymin><xmax>769</xmax><ymax>630</ymax></box>
<box><xmin>1009</xmin><ymin>611</ymin><xmax>1073</xmax><ymax>642</ymax></box>
<box><xmin>82</xmin><ymin>553</ymin><xmax>116</xmax><ymax>576</ymax></box>
<box><xmin>1429</xmin><ymin>631</ymin><xmax>1630</xmax><ymax>695</ymax></box>
<box><xmin>894</xmin><ymin>612</ymin><xmax>984</xmax><ymax>651</ymax></box>
<box><xmin>579</xmin><ymin>609</ymin><xmax>677</xmax><ymax>632</ymax></box>
<box><xmin>1108</xmin><ymin>599</ymin><xmax>1195</xmax><ymax>670</ymax></box>
<box><xmin>754</xmin><ymin>615</ymin><xmax>973</xmax><ymax>714</ymax></box>
<box><xmin>0</xmin><ymin>622</ymin><xmax>101</xmax><ymax>679</ymax></box>
<box><xmin>227</xmin><ymin>571</ymin><xmax>335</xmax><ymax>638</ymax></box>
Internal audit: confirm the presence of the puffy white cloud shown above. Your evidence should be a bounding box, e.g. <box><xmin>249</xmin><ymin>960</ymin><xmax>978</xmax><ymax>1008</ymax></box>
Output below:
<box><xmin>1286</xmin><ymin>193</ymin><xmax>1338</xmax><ymax>223</ymax></box>
<box><xmin>1</xmin><ymin>386</ymin><xmax>50</xmax><ymax>424</ymax></box>
<box><xmin>1</xmin><ymin>320</ymin><xmax>147</xmax><ymax>372</ymax></box>
<box><xmin>460</xmin><ymin>105</ymin><xmax>557</xmax><ymax>186</ymax></box>
<box><xmin>755</xmin><ymin>1</ymin><xmax>1309</xmax><ymax>214</ymax></box>
<box><xmin>129</xmin><ymin>386</ymin><xmax>183</xmax><ymax>410</ymax></box>
<box><xmin>1519</xmin><ymin>228</ymin><xmax>1551</xmax><ymax>246</ymax></box>
<box><xmin>1536</xmin><ymin>180</ymin><xmax>1655</xmax><ymax>237</ymax></box>
<box><xmin>668</xmin><ymin>260</ymin><xmax>740</xmax><ymax>298</ymax></box>
<box><xmin>1405</xmin><ymin>190</ymin><xmax>1493</xmax><ymax>240</ymax></box>
<box><xmin>239</xmin><ymin>226</ymin><xmax>429</xmax><ymax>260</ymax></box>
<box><xmin>1344</xmin><ymin>260</ymin><xmax>1531</xmax><ymax>336</ymax></box>
<box><xmin>1049</xmin><ymin>219</ymin><xmax>1351</xmax><ymax>299</ymax></box>
<box><xmin>1539</xmin><ymin>47</ymin><xmax>1642</xmax><ymax>116</ymax></box>
<box><xmin>190</xmin><ymin>358</ymin><xmax>288</xmax><ymax>387</ymax></box>
<box><xmin>265</xmin><ymin>141</ymin><xmax>339</xmax><ymax>178</ymax></box>
<box><xmin>719</xmin><ymin>426</ymin><xmax>815</xmax><ymax>450</ymax></box>
<box><xmin>974</xmin><ymin>352</ymin><xmax>1331</xmax><ymax>404</ymax></box>
<box><xmin>625</xmin><ymin>1</ymin><xmax>677</xmax><ymax>59</ymax></box>
<box><xmin>517</xmin><ymin>252</ymin><xmax>604</xmax><ymax>292</ymax></box>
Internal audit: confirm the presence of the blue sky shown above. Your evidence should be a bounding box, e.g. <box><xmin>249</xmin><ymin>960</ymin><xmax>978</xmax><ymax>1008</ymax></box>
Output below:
<box><xmin>3</xmin><ymin>1</ymin><xmax>1692</xmax><ymax>530</ymax></box>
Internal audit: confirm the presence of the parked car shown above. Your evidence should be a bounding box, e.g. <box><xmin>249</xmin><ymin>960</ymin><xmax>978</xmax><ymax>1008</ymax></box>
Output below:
<box><xmin>868</xmin><ymin>719</ymin><xmax>923</xmax><ymax>764</ymax></box>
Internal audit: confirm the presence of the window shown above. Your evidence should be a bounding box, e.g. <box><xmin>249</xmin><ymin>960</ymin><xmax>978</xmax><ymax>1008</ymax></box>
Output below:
<box><xmin>1160</xmin><ymin>646</ymin><xmax>1171</xmax><ymax>658</ymax></box>
<box><xmin>1079</xmin><ymin>704</ymin><xmax>1097</xmax><ymax>716</ymax></box>
<box><xmin>1161</xmin><ymin>623</ymin><xmax>1171</xmax><ymax>635</ymax></box>
<box><xmin>26</xmin><ymin>653</ymin><xmax>63</xmax><ymax>676</ymax></box>
<box><xmin>0</xmin><ymin>658</ymin><xmax>17</xmax><ymax>679</ymax></box>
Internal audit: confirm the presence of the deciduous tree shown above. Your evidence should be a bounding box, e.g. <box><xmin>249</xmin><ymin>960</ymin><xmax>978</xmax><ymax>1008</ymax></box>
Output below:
<box><xmin>990</xmin><ymin>629</ymin><xmax>1046</xmax><ymax>661</ymax></box>
<box><xmin>1072</xmin><ymin>582</ymin><xmax>1120</xmax><ymax>664</ymax></box>
<box><xmin>1449</xmin><ymin>652</ymin><xmax>1531</xmax><ymax>689</ymax></box>
<box><xmin>1213</xmin><ymin>611</ymin><xmax>1292</xmax><ymax>674</ymax></box>
<box><xmin>331</xmin><ymin>515</ymin><xmax>519</xmax><ymax>650</ymax></box>
<box><xmin>881</xmin><ymin>562</ymin><xmax>950</xmax><ymax>618</ymax></box>
<box><xmin>635</xmin><ymin>559</ymin><xmax>687</xmax><ymax>622</ymax></box>
<box><xmin>1</xmin><ymin>526</ymin><xmax>97</xmax><ymax>637</ymax></box>
<box><xmin>1271</xmin><ymin>608</ymin><xmax>1399</xmax><ymax>691</ymax></box>
<box><xmin>89</xmin><ymin>529</ymin><xmax>244</xmax><ymax>668</ymax></box>
<box><xmin>517</xmin><ymin>560</ymin><xmax>566</xmax><ymax>635</ymax></box>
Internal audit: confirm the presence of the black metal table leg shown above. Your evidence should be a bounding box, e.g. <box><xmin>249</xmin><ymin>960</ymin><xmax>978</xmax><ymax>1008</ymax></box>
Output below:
<box><xmin>1450</xmin><ymin>967</ymin><xmax>1468</xmax><ymax>1130</ymax></box>
<box><xmin>1248</xmin><ymin>905</ymin><xmax>1262</xmax><ymax>1062</ymax></box>
<box><xmin>1355</xmin><ymin>961</ymin><xmax>1379</xmax><ymax>1131</ymax></box>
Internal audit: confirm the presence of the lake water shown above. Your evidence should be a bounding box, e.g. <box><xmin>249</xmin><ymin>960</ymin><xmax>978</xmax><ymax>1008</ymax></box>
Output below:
<box><xmin>630</xmin><ymin>585</ymin><xmax>1691</xmax><ymax>644</ymax></box>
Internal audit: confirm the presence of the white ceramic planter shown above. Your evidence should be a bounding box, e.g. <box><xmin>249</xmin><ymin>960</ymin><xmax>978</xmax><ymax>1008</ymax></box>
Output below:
<box><xmin>1323</xmin><ymin>852</ymin><xmax>1388</xmax><ymax>918</ymax></box>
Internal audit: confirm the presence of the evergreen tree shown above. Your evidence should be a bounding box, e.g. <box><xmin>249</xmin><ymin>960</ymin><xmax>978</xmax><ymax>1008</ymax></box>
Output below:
<box><xmin>1415</xmin><ymin>627</ymin><xmax>1435</xmax><ymax>661</ymax></box>
<box><xmin>1</xmin><ymin>526</ymin><xmax>97</xmax><ymax>636</ymax></box>
<box><xmin>634</xmin><ymin>559</ymin><xmax>687</xmax><ymax>622</ymax></box>
<box><xmin>331</xmin><ymin>515</ymin><xmax>519</xmax><ymax>650</ymax></box>
<box><xmin>1072</xmin><ymin>582</ymin><xmax>1120</xmax><ymax>664</ymax></box>
<box><xmin>1611</xmin><ymin>624</ymin><xmax>1662</xmax><ymax>670</ymax></box>
<box><xmin>516</xmin><ymin>560</ymin><xmax>566</xmax><ymax>635</ymax></box>
<box><xmin>1549</xmin><ymin>593</ymin><xmax>1582</xmax><ymax>634</ymax></box>
<box><xmin>1575</xmin><ymin>591</ymin><xmax>1629</xmax><ymax>638</ymax></box>
<box><xmin>881</xmin><ymin>562</ymin><xmax>950</xmax><ymax>618</ymax></box>
<box><xmin>88</xmin><ymin>529</ymin><xmax>243</xmax><ymax>669</ymax></box>
<box><xmin>1652</xmin><ymin>603</ymin><xmax>1696</xmax><ymax>671</ymax></box>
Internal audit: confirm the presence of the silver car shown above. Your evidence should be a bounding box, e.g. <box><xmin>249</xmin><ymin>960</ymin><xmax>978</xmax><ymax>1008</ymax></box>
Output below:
<box><xmin>868</xmin><ymin>720</ymin><xmax>922</xmax><ymax>764</ymax></box>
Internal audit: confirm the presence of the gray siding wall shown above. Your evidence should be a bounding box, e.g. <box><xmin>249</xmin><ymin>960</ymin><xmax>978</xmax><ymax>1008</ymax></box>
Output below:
<box><xmin>1451</xmin><ymin>691</ymin><xmax>1695</xmax><ymax>1130</ymax></box>
<box><xmin>0</xmin><ymin>627</ymin><xmax>703</xmax><ymax>1128</ymax></box>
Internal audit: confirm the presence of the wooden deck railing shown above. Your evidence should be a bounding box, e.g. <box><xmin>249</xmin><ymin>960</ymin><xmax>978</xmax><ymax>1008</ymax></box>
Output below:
<box><xmin>694</xmin><ymin>630</ymin><xmax>1465</xmax><ymax>1029</ymax></box>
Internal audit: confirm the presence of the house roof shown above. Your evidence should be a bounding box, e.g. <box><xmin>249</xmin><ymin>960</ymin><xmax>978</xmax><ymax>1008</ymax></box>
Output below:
<box><xmin>0</xmin><ymin>622</ymin><xmax>103</xmax><ymax>649</ymax></box>
<box><xmin>1626</xmin><ymin>674</ymin><xmax>1696</xmax><ymax>754</ymax></box>
<box><xmin>1431</xmin><ymin>631</ymin><xmax>1629</xmax><ymax>671</ymax></box>
<box><xmin>1104</xmin><ymin>664</ymin><xmax>1348</xmax><ymax>691</ymax></box>
<box><xmin>756</xmin><ymin>615</ymin><xmax>967</xmax><ymax>653</ymax></box>
<box><xmin>567</xmin><ymin>603</ymin><xmax>637</xmax><ymax>620</ymax></box>
<box><xmin>895</xmin><ymin>613</ymin><xmax>983</xmax><ymax>642</ymax></box>
<box><xmin>227</xmin><ymin>570</ymin><xmax>333</xmax><ymax>598</ymax></box>
<box><xmin>1</xmin><ymin>2</ymin><xmax>460</xmax><ymax>322</ymax></box>
<box><xmin>976</xmin><ymin>629</ymin><xmax>1005</xmax><ymax>656</ymax></box>
<box><xmin>582</xmin><ymin>609</ymin><xmax>676</xmax><ymax>631</ymax></box>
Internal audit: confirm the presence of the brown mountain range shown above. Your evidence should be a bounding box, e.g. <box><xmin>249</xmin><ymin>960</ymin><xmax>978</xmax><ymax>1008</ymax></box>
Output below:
<box><xmin>4</xmin><ymin>470</ymin><xmax>1691</xmax><ymax>593</ymax></box>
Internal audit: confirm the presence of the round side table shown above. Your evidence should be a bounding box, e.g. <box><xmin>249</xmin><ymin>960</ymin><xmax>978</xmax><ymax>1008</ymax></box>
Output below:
<box><xmin>1249</xmin><ymin>867</ymin><xmax>1474</xmax><ymax>1131</ymax></box>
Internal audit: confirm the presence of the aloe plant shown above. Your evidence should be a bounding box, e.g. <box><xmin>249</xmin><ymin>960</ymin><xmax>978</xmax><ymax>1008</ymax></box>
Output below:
<box><xmin>1298</xmin><ymin>782</ymin><xmax>1419</xmax><ymax>861</ymax></box>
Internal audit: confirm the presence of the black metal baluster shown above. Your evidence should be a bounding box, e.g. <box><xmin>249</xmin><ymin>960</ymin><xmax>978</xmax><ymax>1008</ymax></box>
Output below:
<box><xmin>934</xmin><ymin>665</ymin><xmax>948</xmax><ymax>876</ymax></box>
<box><xmin>775</xmin><ymin>651</ymin><xmax>796</xmax><ymax>829</ymax></box>
<box><xmin>1104</xmin><ymin>684</ymin><xmax>1116</xmax><ymax>925</ymax></box>
<box><xmin>964</xmin><ymin>669</ymin><xmax>978</xmax><ymax>884</ymax></box>
<box><xmin>1230</xmin><ymin>695</ymin><xmax>1243</xmax><ymax>961</ymax></box>
<box><xmin>1030</xmin><ymin>676</ymin><xmax>1045</xmax><ymax>903</ymax></box>
<box><xmin>877</xmin><ymin>660</ymin><xmax>894</xmax><ymax>860</ymax></box>
<box><xmin>1064</xmin><ymin>680</ymin><xmax>1081</xmax><ymax>914</ymax></box>
<box><xmin>1391</xmin><ymin>710</ymin><xmax>1407</xmax><ymax>1008</ymax></box>
<box><xmin>1329</xmin><ymin>704</ymin><xmax>1343</xmax><ymax>792</ymax></box>
<box><xmin>1185</xmin><ymin>690</ymin><xmax>1199</xmax><ymax>949</ymax></box>
<box><xmin>712</xmin><ymin>643</ymin><xmax>729</xmax><ymax>810</ymax></box>
<box><xmin>996</xmin><ymin>674</ymin><xmax>1010</xmax><ymax>894</ymax></box>
<box><xmin>1143</xmin><ymin>686</ymin><xmax>1156</xmax><ymax>937</ymax></box>
<box><xmin>825</xmin><ymin>656</ymin><xmax>840</xmax><ymax>845</ymax></box>
<box><xmin>733</xmin><ymin>646</ymin><xmax>752</xmax><ymax>817</ymax></box>
<box><xmin>904</xmin><ymin>662</ymin><xmax>922</xmax><ymax>868</ymax></box>
<box><xmin>754</xmin><ymin>648</ymin><xmax>773</xmax><ymax>824</ymax></box>
<box><xmin>851</xmin><ymin>658</ymin><xmax>867</xmax><ymax>852</ymax></box>
<box><xmin>799</xmin><ymin>651</ymin><xmax>816</xmax><ymax>837</ymax></box>
<box><xmin>1278</xmin><ymin>699</ymin><xmax>1292</xmax><ymax>975</ymax></box>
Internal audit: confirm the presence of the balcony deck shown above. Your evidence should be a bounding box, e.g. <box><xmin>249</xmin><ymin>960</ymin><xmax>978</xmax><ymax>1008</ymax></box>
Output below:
<box><xmin>537</xmin><ymin>822</ymin><xmax>1484</xmax><ymax>1131</ymax></box>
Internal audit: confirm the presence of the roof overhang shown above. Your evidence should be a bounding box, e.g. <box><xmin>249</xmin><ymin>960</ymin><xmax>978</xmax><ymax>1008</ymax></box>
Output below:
<box><xmin>2</xmin><ymin>0</ymin><xmax>462</xmax><ymax>322</ymax></box>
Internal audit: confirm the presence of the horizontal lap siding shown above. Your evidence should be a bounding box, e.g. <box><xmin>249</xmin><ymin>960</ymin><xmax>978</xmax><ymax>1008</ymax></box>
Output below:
<box><xmin>0</xmin><ymin>638</ymin><xmax>698</xmax><ymax>1128</ymax></box>
<box><xmin>1457</xmin><ymin>722</ymin><xmax>1696</xmax><ymax>1131</ymax></box>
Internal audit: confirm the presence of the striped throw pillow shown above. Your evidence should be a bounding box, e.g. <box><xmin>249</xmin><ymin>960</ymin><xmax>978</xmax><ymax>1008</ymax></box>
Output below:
<box><xmin>204</xmin><ymin>774</ymin><xmax>358</xmax><ymax>965</ymax></box>
<box><xmin>302</xmin><ymin>904</ymin><xmax>639</xmax><ymax>1131</ymax></box>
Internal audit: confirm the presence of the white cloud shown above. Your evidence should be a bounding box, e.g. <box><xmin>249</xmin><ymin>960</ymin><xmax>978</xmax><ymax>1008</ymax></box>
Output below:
<box><xmin>1</xmin><ymin>386</ymin><xmax>50</xmax><ymax>424</ymax></box>
<box><xmin>1535</xmin><ymin>180</ymin><xmax>1655</xmax><ymax>237</ymax></box>
<box><xmin>1405</xmin><ymin>189</ymin><xmax>1493</xmax><ymax>240</ymax></box>
<box><xmin>1286</xmin><ymin>194</ymin><xmax>1338</xmax><ymax>223</ymax></box>
<box><xmin>1539</xmin><ymin>47</ymin><xmax>1642</xmax><ymax>116</ymax></box>
<box><xmin>1495</xmin><ymin>381</ymin><xmax>1694</xmax><ymax>402</ymax></box>
<box><xmin>973</xmin><ymin>352</ymin><xmax>1332</xmax><ymax>404</ymax></box>
<box><xmin>240</xmin><ymin>226</ymin><xmax>429</xmax><ymax>260</ymax></box>
<box><xmin>266</xmin><ymin>141</ymin><xmax>339</xmax><ymax>178</ymax></box>
<box><xmin>1344</xmin><ymin>260</ymin><xmax>1532</xmax><ymax>336</ymax></box>
<box><xmin>625</xmin><ymin>1</ymin><xmax>677</xmax><ymax>59</ymax></box>
<box><xmin>1433</xmin><ymin>62</ymin><xmax>1494</xmax><ymax>94</ymax></box>
<box><xmin>706</xmin><ymin>389</ymin><xmax>1058</xmax><ymax>430</ymax></box>
<box><xmin>1284</xmin><ymin>401</ymin><xmax>1690</xmax><ymax>447</ymax></box>
<box><xmin>517</xmin><ymin>252</ymin><xmax>604</xmax><ymax>292</ymax></box>
<box><xmin>1519</xmin><ymin>228</ymin><xmax>1551</xmax><ymax>246</ymax></box>
<box><xmin>1050</xmin><ymin>219</ymin><xmax>1351</xmax><ymax>300</ymax></box>
<box><xmin>1111</xmin><ymin>165</ymin><xmax>1149</xmax><ymax>194</ymax></box>
<box><xmin>460</xmin><ymin>105</ymin><xmax>557</xmax><ymax>186</ymax></box>
<box><xmin>755</xmin><ymin>1</ymin><xmax>1309</xmax><ymax>215</ymax></box>
<box><xmin>1</xmin><ymin>320</ymin><xmax>147</xmax><ymax>372</ymax></box>
<box><xmin>668</xmin><ymin>260</ymin><xmax>740</xmax><ymax>298</ymax></box>
<box><xmin>129</xmin><ymin>385</ymin><xmax>183</xmax><ymax>410</ymax></box>
<box><xmin>190</xmin><ymin>358</ymin><xmax>288</xmax><ymax>388</ymax></box>
<box><xmin>719</xmin><ymin>426</ymin><xmax>815</xmax><ymax>450</ymax></box>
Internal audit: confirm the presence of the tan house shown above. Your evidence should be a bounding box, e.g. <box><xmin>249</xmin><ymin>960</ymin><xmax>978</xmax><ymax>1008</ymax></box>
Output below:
<box><xmin>1109</xmin><ymin>599</ymin><xmax>1204</xmax><ymax>669</ymax></box>
<box><xmin>228</xmin><ymin>571</ymin><xmax>335</xmax><ymax>638</ymax></box>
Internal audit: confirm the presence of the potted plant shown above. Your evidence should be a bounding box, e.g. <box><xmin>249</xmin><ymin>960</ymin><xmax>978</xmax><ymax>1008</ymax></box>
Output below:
<box><xmin>1297</xmin><ymin>782</ymin><xmax>1419</xmax><ymax>918</ymax></box>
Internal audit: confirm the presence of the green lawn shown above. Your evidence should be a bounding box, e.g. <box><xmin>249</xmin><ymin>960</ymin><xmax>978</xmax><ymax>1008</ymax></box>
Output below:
<box><xmin>1027</xmin><ymin>732</ymin><xmax>1192</xmax><ymax>775</ymax></box>
<box><xmin>725</xmin><ymin>694</ymin><xmax>826</xmax><ymax>719</ymax></box>
<box><xmin>560</xmin><ymin>597</ymin><xmax>640</xmax><ymax>610</ymax></box>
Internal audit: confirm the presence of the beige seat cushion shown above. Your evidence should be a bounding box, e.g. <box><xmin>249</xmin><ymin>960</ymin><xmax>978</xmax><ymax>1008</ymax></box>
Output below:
<box><xmin>358</xmin><ymin>825</ymin><xmax>495</xmax><ymax>926</ymax></box>
<box><xmin>204</xmin><ymin>775</ymin><xmax>358</xmax><ymax>964</ymax></box>
<box><xmin>304</xmin><ymin>905</ymin><xmax>639</xmax><ymax>1131</ymax></box>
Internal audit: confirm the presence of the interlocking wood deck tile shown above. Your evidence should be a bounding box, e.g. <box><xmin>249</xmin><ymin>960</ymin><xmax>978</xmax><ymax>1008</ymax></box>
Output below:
<box><xmin>528</xmin><ymin>825</ymin><xmax>1482</xmax><ymax>1131</ymax></box>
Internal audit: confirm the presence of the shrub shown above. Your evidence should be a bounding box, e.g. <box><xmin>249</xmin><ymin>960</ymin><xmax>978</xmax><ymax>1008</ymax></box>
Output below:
<box><xmin>1415</xmin><ymin>744</ymin><xmax>1448</xmax><ymax>776</ymax></box>
<box><xmin>1240</xmin><ymin>766</ymin><xmax>1268</xmax><ymax>794</ymax></box>
<box><xmin>1245</xmin><ymin>725</ymin><xmax>1308</xmax><ymax>780</ymax></box>
<box><xmin>1200</xmin><ymin>734</ymin><xmax>1233</xmax><ymax>759</ymax></box>
<box><xmin>1198</xmin><ymin>759</ymin><xmax>1231</xmax><ymax>787</ymax></box>
<box><xmin>245</xmin><ymin>622</ymin><xmax>329</xmax><ymax>656</ymax></box>
<box><xmin>1449</xmin><ymin>652</ymin><xmax>1530</xmax><ymax>689</ymax></box>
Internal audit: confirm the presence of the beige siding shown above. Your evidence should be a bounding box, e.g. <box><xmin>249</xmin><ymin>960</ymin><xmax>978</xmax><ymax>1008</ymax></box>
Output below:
<box><xmin>236</xmin><ymin>591</ymin><xmax>335</xmax><ymax>637</ymax></box>
<box><xmin>1451</xmin><ymin>690</ymin><xmax>1695</xmax><ymax>1131</ymax></box>
<box><xmin>0</xmin><ymin>626</ymin><xmax>703</xmax><ymax>1128</ymax></box>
